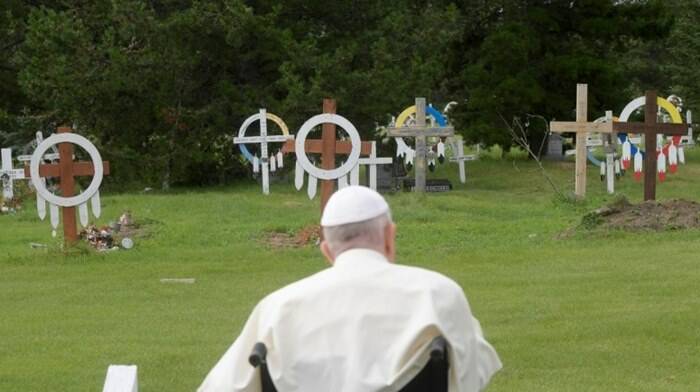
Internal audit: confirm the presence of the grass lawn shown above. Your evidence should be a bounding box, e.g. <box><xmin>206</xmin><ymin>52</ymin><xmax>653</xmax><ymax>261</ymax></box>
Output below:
<box><xmin>2</xmin><ymin>151</ymin><xmax>699</xmax><ymax>391</ymax></box>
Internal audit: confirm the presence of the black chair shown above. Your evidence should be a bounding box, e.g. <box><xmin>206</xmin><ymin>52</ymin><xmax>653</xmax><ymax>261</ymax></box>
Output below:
<box><xmin>249</xmin><ymin>336</ymin><xmax>449</xmax><ymax>392</ymax></box>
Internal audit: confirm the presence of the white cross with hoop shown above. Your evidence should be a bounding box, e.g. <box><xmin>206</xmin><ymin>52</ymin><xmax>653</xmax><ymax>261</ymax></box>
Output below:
<box><xmin>233</xmin><ymin>109</ymin><xmax>293</xmax><ymax>195</ymax></box>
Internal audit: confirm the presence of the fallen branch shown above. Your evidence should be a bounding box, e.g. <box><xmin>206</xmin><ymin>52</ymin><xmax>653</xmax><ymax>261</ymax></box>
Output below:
<box><xmin>500</xmin><ymin>114</ymin><xmax>565</xmax><ymax>199</ymax></box>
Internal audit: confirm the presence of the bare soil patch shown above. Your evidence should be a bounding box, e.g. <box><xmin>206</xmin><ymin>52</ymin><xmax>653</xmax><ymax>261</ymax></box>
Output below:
<box><xmin>263</xmin><ymin>225</ymin><xmax>321</xmax><ymax>248</ymax></box>
<box><xmin>580</xmin><ymin>197</ymin><xmax>700</xmax><ymax>232</ymax></box>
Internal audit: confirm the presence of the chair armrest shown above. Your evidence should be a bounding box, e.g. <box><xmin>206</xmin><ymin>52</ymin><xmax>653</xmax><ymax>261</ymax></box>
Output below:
<box><xmin>249</xmin><ymin>342</ymin><xmax>268</xmax><ymax>368</ymax></box>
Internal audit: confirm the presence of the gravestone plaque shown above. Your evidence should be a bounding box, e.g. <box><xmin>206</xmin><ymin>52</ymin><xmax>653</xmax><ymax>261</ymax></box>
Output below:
<box><xmin>403</xmin><ymin>178</ymin><xmax>452</xmax><ymax>192</ymax></box>
<box><xmin>545</xmin><ymin>133</ymin><xmax>565</xmax><ymax>160</ymax></box>
<box><xmin>374</xmin><ymin>161</ymin><xmax>405</xmax><ymax>193</ymax></box>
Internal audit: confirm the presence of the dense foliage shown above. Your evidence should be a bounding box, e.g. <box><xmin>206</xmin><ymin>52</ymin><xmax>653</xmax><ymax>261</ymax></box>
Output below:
<box><xmin>0</xmin><ymin>0</ymin><xmax>687</xmax><ymax>187</ymax></box>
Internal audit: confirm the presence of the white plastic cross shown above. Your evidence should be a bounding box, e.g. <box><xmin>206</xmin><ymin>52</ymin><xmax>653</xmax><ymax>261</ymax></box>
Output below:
<box><xmin>449</xmin><ymin>137</ymin><xmax>476</xmax><ymax>184</ymax></box>
<box><xmin>17</xmin><ymin>131</ymin><xmax>60</xmax><ymax>162</ymax></box>
<box><xmin>349</xmin><ymin>141</ymin><xmax>392</xmax><ymax>190</ymax></box>
<box><xmin>1</xmin><ymin>148</ymin><xmax>26</xmax><ymax>200</ymax></box>
<box><xmin>102</xmin><ymin>365</ymin><xmax>138</xmax><ymax>392</ymax></box>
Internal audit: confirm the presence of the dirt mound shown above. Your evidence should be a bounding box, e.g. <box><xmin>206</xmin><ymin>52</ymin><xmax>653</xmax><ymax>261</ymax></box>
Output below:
<box><xmin>263</xmin><ymin>225</ymin><xmax>321</xmax><ymax>248</ymax></box>
<box><xmin>580</xmin><ymin>197</ymin><xmax>700</xmax><ymax>231</ymax></box>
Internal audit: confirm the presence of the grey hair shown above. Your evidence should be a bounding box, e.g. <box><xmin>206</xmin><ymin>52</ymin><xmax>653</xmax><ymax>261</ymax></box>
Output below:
<box><xmin>322</xmin><ymin>212</ymin><xmax>393</xmax><ymax>255</ymax></box>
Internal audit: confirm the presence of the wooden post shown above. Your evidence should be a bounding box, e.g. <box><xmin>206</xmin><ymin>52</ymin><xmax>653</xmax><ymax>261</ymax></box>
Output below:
<box><xmin>259</xmin><ymin>109</ymin><xmax>270</xmax><ymax>195</ymax></box>
<box><xmin>57</xmin><ymin>126</ymin><xmax>79</xmax><ymax>243</ymax></box>
<box><xmin>604</xmin><ymin>110</ymin><xmax>615</xmax><ymax>194</ymax></box>
<box><xmin>320</xmin><ymin>98</ymin><xmax>337</xmax><ymax>212</ymax></box>
<box><xmin>574</xmin><ymin>84</ymin><xmax>588</xmax><ymax>197</ymax></box>
<box><xmin>414</xmin><ymin>98</ymin><xmax>428</xmax><ymax>192</ymax></box>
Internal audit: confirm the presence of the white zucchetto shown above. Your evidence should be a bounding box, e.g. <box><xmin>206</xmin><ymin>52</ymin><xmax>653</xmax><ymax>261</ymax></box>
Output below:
<box><xmin>320</xmin><ymin>185</ymin><xmax>390</xmax><ymax>227</ymax></box>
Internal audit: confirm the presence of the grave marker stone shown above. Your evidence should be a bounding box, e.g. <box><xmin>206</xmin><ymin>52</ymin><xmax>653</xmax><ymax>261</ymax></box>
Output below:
<box><xmin>545</xmin><ymin>133</ymin><xmax>565</xmax><ymax>160</ymax></box>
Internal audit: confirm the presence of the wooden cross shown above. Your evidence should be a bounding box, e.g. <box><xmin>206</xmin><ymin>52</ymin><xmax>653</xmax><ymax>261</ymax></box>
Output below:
<box><xmin>282</xmin><ymin>98</ymin><xmax>372</xmax><ymax>213</ymax></box>
<box><xmin>24</xmin><ymin>126</ymin><xmax>111</xmax><ymax>243</ymax></box>
<box><xmin>1</xmin><ymin>148</ymin><xmax>26</xmax><ymax>200</ymax></box>
<box><xmin>612</xmin><ymin>91</ymin><xmax>687</xmax><ymax>201</ymax></box>
<box><xmin>387</xmin><ymin>97</ymin><xmax>454</xmax><ymax>192</ymax></box>
<box><xmin>550</xmin><ymin>84</ymin><xmax>613</xmax><ymax>198</ymax></box>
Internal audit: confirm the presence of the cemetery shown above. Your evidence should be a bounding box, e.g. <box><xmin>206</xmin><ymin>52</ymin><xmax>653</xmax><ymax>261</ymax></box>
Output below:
<box><xmin>1</xmin><ymin>1</ymin><xmax>700</xmax><ymax>391</ymax></box>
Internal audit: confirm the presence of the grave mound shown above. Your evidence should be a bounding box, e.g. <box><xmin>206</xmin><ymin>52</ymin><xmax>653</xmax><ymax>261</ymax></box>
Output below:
<box><xmin>263</xmin><ymin>225</ymin><xmax>321</xmax><ymax>248</ymax></box>
<box><xmin>581</xmin><ymin>197</ymin><xmax>700</xmax><ymax>231</ymax></box>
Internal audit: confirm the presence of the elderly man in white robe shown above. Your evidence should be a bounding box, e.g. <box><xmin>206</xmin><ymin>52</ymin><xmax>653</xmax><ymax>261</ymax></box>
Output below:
<box><xmin>198</xmin><ymin>186</ymin><xmax>502</xmax><ymax>392</ymax></box>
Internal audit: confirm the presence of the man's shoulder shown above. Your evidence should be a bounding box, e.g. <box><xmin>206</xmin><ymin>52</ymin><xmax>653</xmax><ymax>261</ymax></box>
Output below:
<box><xmin>259</xmin><ymin>267</ymin><xmax>336</xmax><ymax>307</ymax></box>
<box><xmin>391</xmin><ymin>263</ymin><xmax>464</xmax><ymax>294</ymax></box>
<box><xmin>259</xmin><ymin>262</ymin><xmax>464</xmax><ymax>310</ymax></box>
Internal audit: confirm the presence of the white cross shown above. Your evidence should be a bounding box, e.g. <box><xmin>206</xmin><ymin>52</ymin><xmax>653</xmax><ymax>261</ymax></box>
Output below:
<box><xmin>17</xmin><ymin>131</ymin><xmax>60</xmax><ymax>162</ymax></box>
<box><xmin>103</xmin><ymin>365</ymin><xmax>138</xmax><ymax>392</ymax></box>
<box><xmin>449</xmin><ymin>137</ymin><xmax>476</xmax><ymax>184</ymax></box>
<box><xmin>349</xmin><ymin>141</ymin><xmax>393</xmax><ymax>190</ymax></box>
<box><xmin>682</xmin><ymin>110</ymin><xmax>694</xmax><ymax>145</ymax></box>
<box><xmin>1</xmin><ymin>148</ymin><xmax>26</xmax><ymax>200</ymax></box>
<box><xmin>233</xmin><ymin>109</ymin><xmax>293</xmax><ymax>195</ymax></box>
<box><xmin>602</xmin><ymin>110</ymin><xmax>616</xmax><ymax>194</ymax></box>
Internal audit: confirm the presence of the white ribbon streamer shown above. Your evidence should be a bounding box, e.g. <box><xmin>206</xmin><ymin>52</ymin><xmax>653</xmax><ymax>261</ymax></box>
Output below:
<box><xmin>658</xmin><ymin>150</ymin><xmax>666</xmax><ymax>174</ymax></box>
<box><xmin>622</xmin><ymin>140</ymin><xmax>632</xmax><ymax>166</ymax></box>
<box><xmin>437</xmin><ymin>141</ymin><xmax>445</xmax><ymax>159</ymax></box>
<box><xmin>253</xmin><ymin>156</ymin><xmax>260</xmax><ymax>173</ymax></box>
<box><xmin>91</xmin><ymin>191</ymin><xmax>101</xmax><ymax>219</ymax></box>
<box><xmin>668</xmin><ymin>144</ymin><xmax>678</xmax><ymax>166</ymax></box>
<box><xmin>338</xmin><ymin>173</ymin><xmax>348</xmax><ymax>189</ymax></box>
<box><xmin>295</xmin><ymin>160</ymin><xmax>304</xmax><ymax>190</ymax></box>
<box><xmin>79</xmin><ymin>202</ymin><xmax>89</xmax><ymax>227</ymax></box>
<box><xmin>404</xmin><ymin>149</ymin><xmax>415</xmax><ymax>165</ymax></box>
<box><xmin>36</xmin><ymin>191</ymin><xmax>47</xmax><ymax>220</ymax></box>
<box><xmin>307</xmin><ymin>174</ymin><xmax>317</xmax><ymax>200</ymax></box>
<box><xmin>634</xmin><ymin>150</ymin><xmax>643</xmax><ymax>175</ymax></box>
<box><xmin>276</xmin><ymin>151</ymin><xmax>283</xmax><ymax>168</ymax></box>
<box><xmin>50</xmin><ymin>203</ymin><xmax>59</xmax><ymax>230</ymax></box>
<box><xmin>350</xmin><ymin>165</ymin><xmax>360</xmax><ymax>185</ymax></box>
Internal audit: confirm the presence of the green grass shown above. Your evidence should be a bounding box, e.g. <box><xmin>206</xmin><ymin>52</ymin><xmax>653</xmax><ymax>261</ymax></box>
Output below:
<box><xmin>2</xmin><ymin>151</ymin><xmax>700</xmax><ymax>391</ymax></box>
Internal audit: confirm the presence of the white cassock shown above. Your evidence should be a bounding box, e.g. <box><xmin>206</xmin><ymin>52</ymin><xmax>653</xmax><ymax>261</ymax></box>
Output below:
<box><xmin>198</xmin><ymin>249</ymin><xmax>502</xmax><ymax>392</ymax></box>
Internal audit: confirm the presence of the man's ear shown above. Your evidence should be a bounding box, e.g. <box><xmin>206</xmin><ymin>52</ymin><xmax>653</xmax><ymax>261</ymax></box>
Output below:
<box><xmin>385</xmin><ymin>223</ymin><xmax>397</xmax><ymax>263</ymax></box>
<box><xmin>320</xmin><ymin>240</ymin><xmax>335</xmax><ymax>265</ymax></box>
